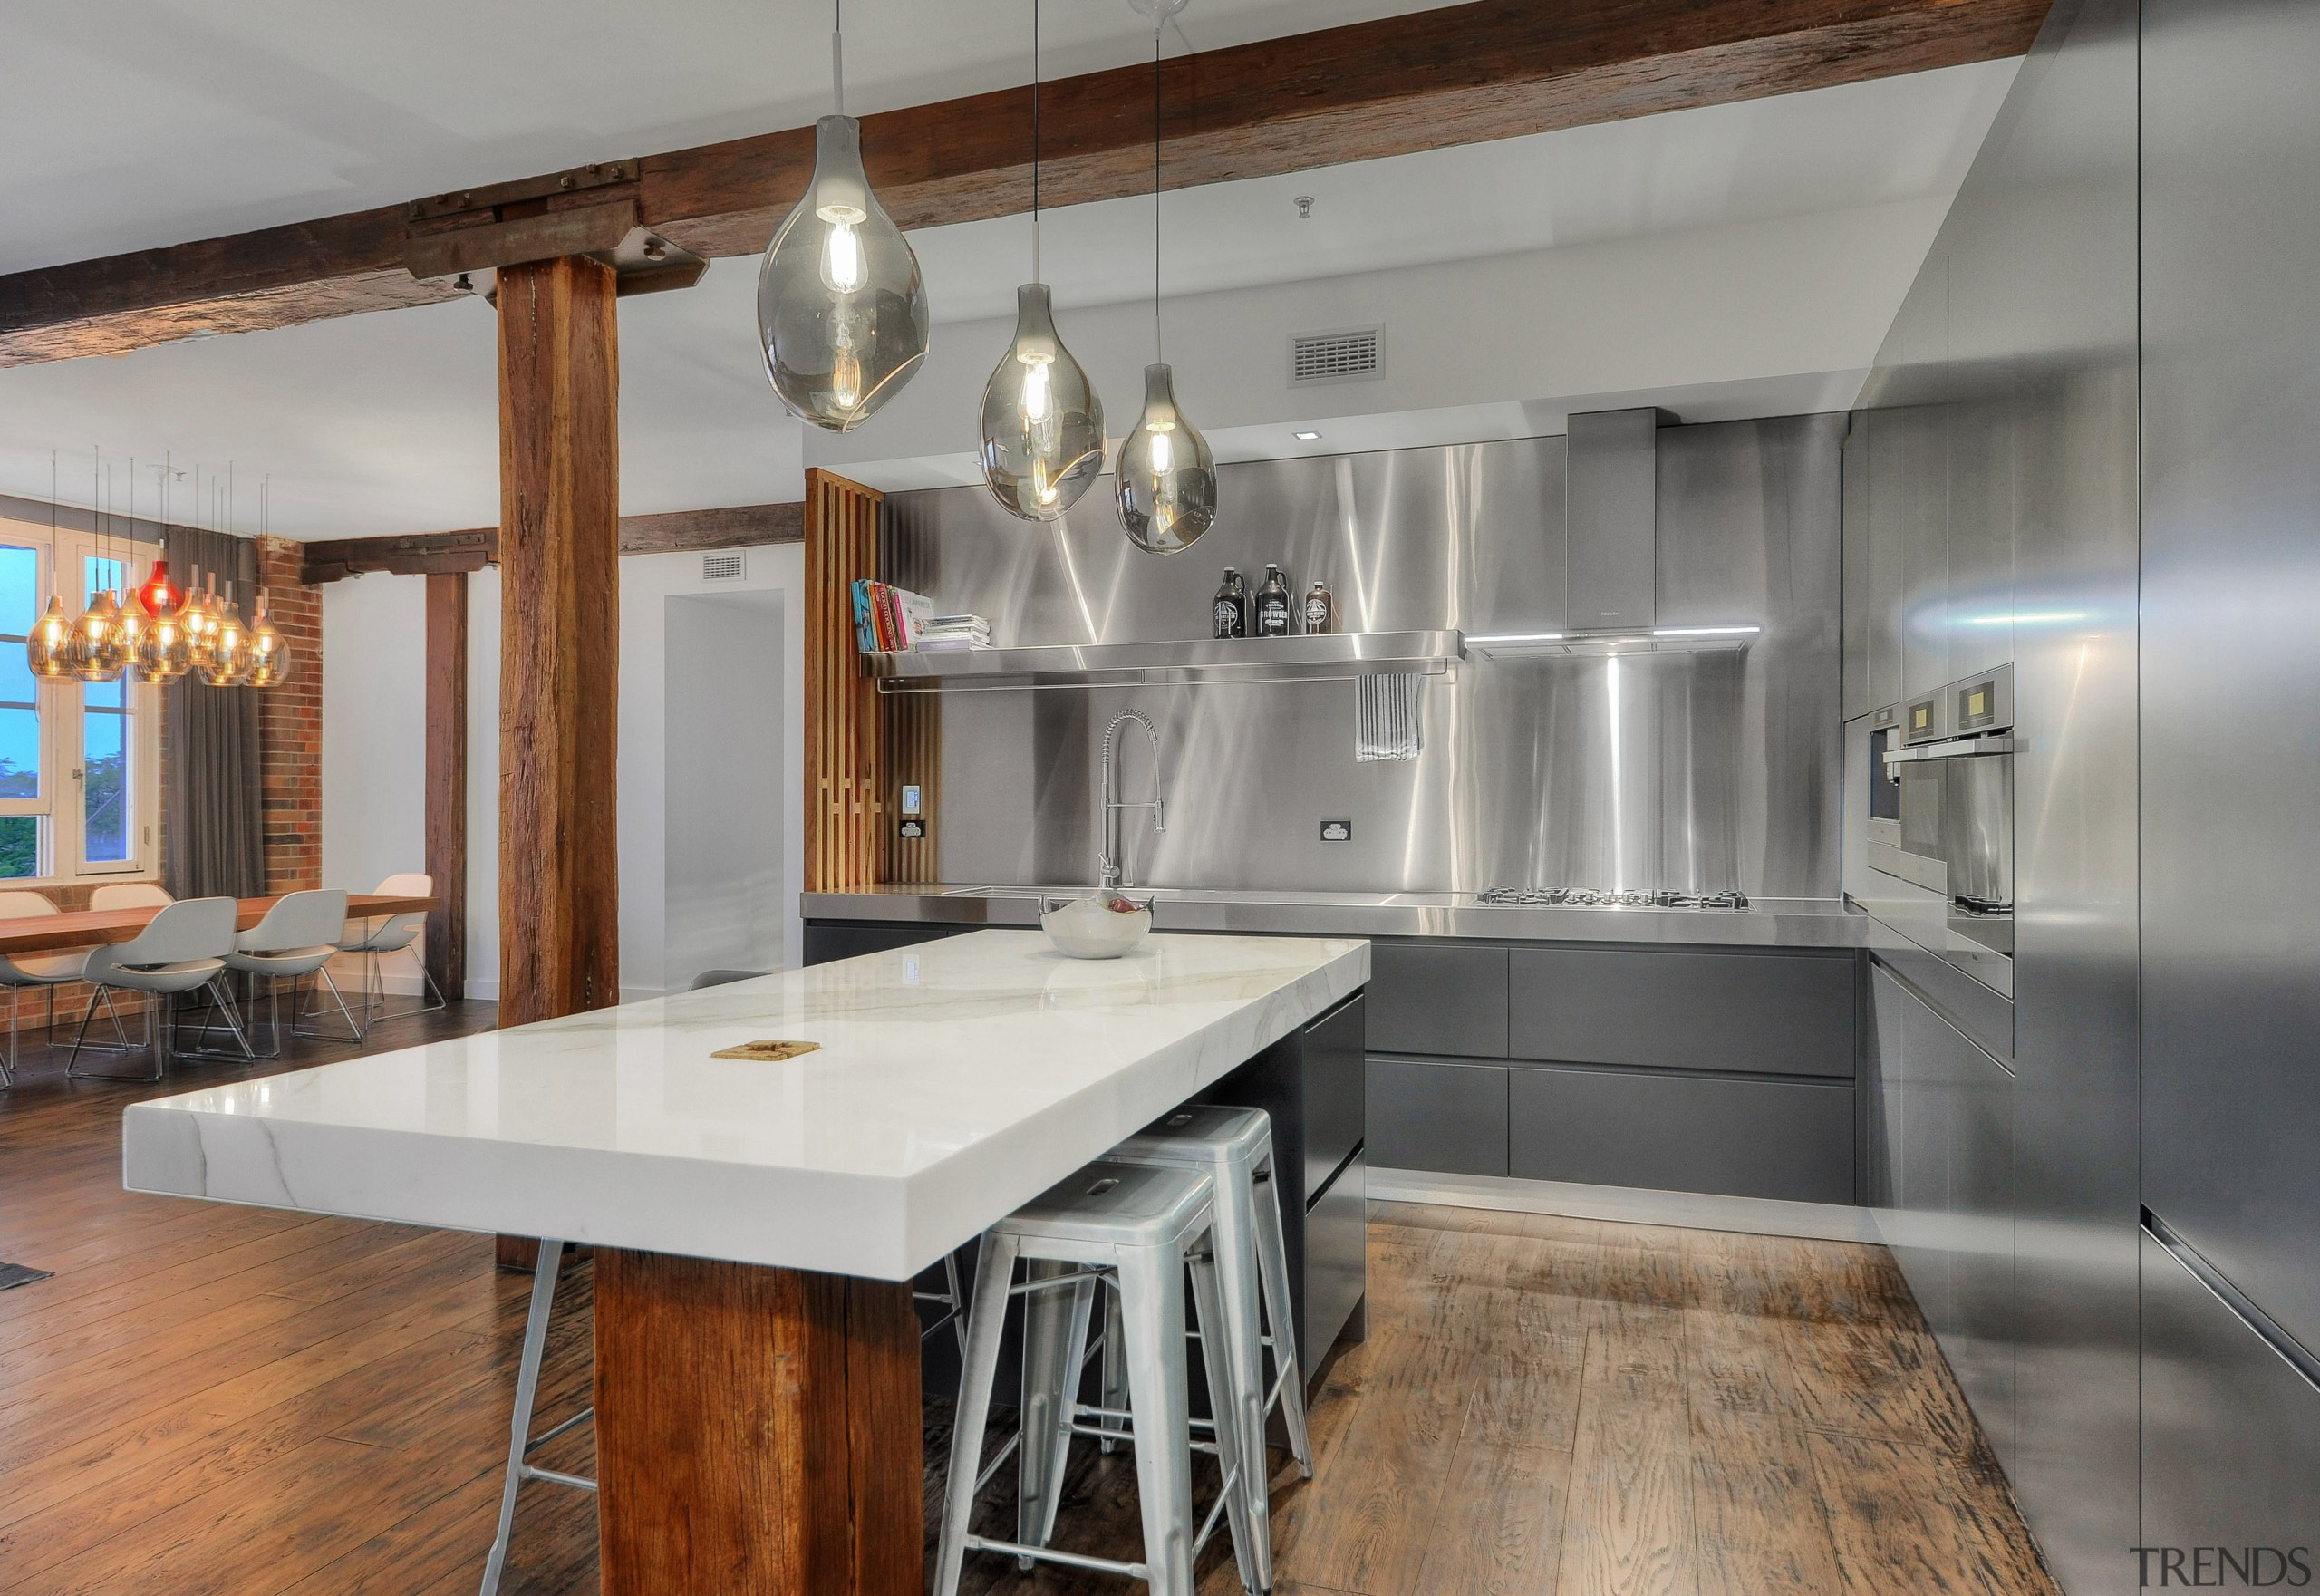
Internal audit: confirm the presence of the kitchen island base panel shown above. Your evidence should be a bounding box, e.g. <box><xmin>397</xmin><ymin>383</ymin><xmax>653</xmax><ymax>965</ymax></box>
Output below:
<box><xmin>594</xmin><ymin>1249</ymin><xmax>923</xmax><ymax>1596</ymax></box>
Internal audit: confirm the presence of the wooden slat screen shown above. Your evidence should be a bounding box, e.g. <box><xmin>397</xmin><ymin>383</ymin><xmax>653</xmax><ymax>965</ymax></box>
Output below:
<box><xmin>804</xmin><ymin>468</ymin><xmax>895</xmax><ymax>892</ymax></box>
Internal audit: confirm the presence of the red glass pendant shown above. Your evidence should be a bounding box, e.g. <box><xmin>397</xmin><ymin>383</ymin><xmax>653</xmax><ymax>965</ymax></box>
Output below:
<box><xmin>134</xmin><ymin>558</ymin><xmax>183</xmax><ymax>619</ymax></box>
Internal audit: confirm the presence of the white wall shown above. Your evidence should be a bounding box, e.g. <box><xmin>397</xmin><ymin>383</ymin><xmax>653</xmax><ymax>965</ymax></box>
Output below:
<box><xmin>663</xmin><ymin>591</ymin><xmax>788</xmax><ymax>989</ymax></box>
<box><xmin>807</xmin><ymin>198</ymin><xmax>1950</xmax><ymax>488</ymax></box>
<box><xmin>320</xmin><ymin>572</ymin><xmax>427</xmax><ymax>894</ymax></box>
<box><xmin>322</xmin><ymin>542</ymin><xmax>805</xmax><ymax>1003</ymax></box>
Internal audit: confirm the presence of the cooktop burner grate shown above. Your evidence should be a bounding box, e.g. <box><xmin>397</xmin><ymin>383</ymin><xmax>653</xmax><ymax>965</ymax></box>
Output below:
<box><xmin>1474</xmin><ymin>886</ymin><xmax>1750</xmax><ymax>910</ymax></box>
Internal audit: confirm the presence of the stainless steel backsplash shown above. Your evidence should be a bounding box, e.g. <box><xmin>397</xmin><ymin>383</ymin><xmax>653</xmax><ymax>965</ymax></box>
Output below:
<box><xmin>886</xmin><ymin>414</ymin><xmax>1842</xmax><ymax>896</ymax></box>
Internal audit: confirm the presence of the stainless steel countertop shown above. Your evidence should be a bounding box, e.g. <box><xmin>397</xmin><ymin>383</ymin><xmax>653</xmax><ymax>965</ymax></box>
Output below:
<box><xmin>802</xmin><ymin>885</ymin><xmax>1873</xmax><ymax>950</ymax></box>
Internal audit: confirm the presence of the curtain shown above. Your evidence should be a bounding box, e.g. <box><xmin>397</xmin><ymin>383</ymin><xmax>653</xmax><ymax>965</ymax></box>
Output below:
<box><xmin>161</xmin><ymin>527</ymin><xmax>265</xmax><ymax>900</ymax></box>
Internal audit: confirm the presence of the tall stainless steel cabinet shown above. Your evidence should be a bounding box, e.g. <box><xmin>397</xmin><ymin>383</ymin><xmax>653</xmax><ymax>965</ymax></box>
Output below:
<box><xmin>2141</xmin><ymin>0</ymin><xmax>2320</xmax><ymax>1559</ymax></box>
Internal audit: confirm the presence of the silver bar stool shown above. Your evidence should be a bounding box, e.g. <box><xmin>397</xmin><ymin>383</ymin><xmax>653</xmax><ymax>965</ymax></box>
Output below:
<box><xmin>479</xmin><ymin>1241</ymin><xmax>594</xmax><ymax>1596</ymax></box>
<box><xmin>1106</xmin><ymin>1105</ymin><xmax>1314</xmax><ymax>1593</ymax></box>
<box><xmin>935</xmin><ymin>1161</ymin><xmax>1260</xmax><ymax>1596</ymax></box>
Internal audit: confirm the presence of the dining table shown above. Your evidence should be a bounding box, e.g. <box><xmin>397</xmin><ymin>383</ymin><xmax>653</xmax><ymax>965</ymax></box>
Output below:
<box><xmin>0</xmin><ymin>891</ymin><xmax>438</xmax><ymax>956</ymax></box>
<box><xmin>119</xmin><ymin>927</ymin><xmax>1369</xmax><ymax>1595</ymax></box>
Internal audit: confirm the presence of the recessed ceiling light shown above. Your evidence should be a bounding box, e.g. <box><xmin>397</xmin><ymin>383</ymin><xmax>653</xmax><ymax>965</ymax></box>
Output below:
<box><xmin>1293</xmin><ymin>430</ymin><xmax>1321</xmax><ymax>441</ymax></box>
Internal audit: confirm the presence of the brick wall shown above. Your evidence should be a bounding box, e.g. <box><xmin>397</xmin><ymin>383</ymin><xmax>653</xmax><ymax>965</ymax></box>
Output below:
<box><xmin>255</xmin><ymin>537</ymin><xmax>323</xmax><ymax>892</ymax></box>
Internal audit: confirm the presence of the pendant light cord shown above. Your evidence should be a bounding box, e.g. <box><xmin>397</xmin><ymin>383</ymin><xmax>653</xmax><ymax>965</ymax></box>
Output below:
<box><xmin>832</xmin><ymin>0</ymin><xmax>846</xmax><ymax>116</ymax></box>
<box><xmin>1030</xmin><ymin>0</ymin><xmax>1041</xmax><ymax>285</ymax></box>
<box><xmin>1152</xmin><ymin>17</ymin><xmax>1163</xmax><ymax>362</ymax></box>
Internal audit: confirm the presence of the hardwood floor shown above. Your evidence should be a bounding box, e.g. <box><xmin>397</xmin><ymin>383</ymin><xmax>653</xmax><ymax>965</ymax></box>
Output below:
<box><xmin>0</xmin><ymin>1012</ymin><xmax>2056</xmax><ymax>1596</ymax></box>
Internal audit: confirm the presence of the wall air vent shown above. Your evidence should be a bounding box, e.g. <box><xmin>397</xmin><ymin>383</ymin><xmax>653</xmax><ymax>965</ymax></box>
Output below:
<box><xmin>701</xmin><ymin>551</ymin><xmax>746</xmax><ymax>583</ymax></box>
<box><xmin>1290</xmin><ymin>325</ymin><xmax>1384</xmax><ymax>386</ymax></box>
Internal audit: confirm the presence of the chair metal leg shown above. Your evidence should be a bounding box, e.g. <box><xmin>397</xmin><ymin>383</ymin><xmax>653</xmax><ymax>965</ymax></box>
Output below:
<box><xmin>935</xmin><ymin>1232</ymin><xmax>1021</xmax><ymax>1596</ymax></box>
<box><xmin>1249</xmin><ymin>1160</ymin><xmax>1313</xmax><ymax>1478</ymax></box>
<box><xmin>1018</xmin><ymin>1263</ymin><xmax>1097</xmax><ymax>1558</ymax></box>
<box><xmin>293</xmin><ymin>966</ymin><xmax>367</xmax><ymax>1043</ymax></box>
<box><xmin>1098</xmin><ymin>1277</ymin><xmax>1128</xmax><ymax>1453</ymax></box>
<box><xmin>2</xmin><ymin>987</ymin><xmax>18</xmax><ymax>1088</ymax></box>
<box><xmin>1209</xmin><ymin>1170</ymin><xmax>1275</xmax><ymax>1591</ymax></box>
<box><xmin>1189</xmin><ymin>1239</ymin><xmax>1261</xmax><ymax>1594</ymax></box>
<box><xmin>66</xmin><ymin>986</ymin><xmax>161</xmax><ymax>1082</ymax></box>
<box><xmin>1119</xmin><ymin>1241</ymin><xmax>1197</xmax><ymax>1596</ymax></box>
<box><xmin>480</xmin><ymin>1240</ymin><xmax>595</xmax><ymax>1596</ymax></box>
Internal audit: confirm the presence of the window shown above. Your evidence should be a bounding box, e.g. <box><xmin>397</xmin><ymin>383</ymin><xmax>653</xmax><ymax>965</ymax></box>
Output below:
<box><xmin>0</xmin><ymin>524</ymin><xmax>161</xmax><ymax>885</ymax></box>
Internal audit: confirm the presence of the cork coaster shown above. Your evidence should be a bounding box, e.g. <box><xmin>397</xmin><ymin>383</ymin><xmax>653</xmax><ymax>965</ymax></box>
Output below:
<box><xmin>710</xmin><ymin>1040</ymin><xmax>821</xmax><ymax>1062</ymax></box>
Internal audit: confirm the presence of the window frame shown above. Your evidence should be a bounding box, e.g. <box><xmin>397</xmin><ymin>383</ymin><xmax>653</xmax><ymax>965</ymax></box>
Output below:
<box><xmin>0</xmin><ymin>517</ymin><xmax>165</xmax><ymax>888</ymax></box>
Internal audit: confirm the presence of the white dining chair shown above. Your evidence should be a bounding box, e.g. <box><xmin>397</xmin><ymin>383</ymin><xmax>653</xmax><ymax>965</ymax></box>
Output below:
<box><xmin>332</xmin><ymin>872</ymin><xmax>441</xmax><ymax>1033</ymax></box>
<box><xmin>208</xmin><ymin>888</ymin><xmax>353</xmax><ymax>1059</ymax></box>
<box><xmin>0</xmin><ymin>890</ymin><xmax>91</xmax><ymax>1088</ymax></box>
<box><xmin>91</xmin><ymin>882</ymin><xmax>173</xmax><ymax>912</ymax></box>
<box><xmin>68</xmin><ymin>897</ymin><xmax>244</xmax><ymax>1082</ymax></box>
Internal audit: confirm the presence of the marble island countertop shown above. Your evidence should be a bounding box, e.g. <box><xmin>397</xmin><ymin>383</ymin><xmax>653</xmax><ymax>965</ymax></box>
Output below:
<box><xmin>805</xmin><ymin>884</ymin><xmax>1872</xmax><ymax>950</ymax></box>
<box><xmin>122</xmin><ymin>930</ymin><xmax>1368</xmax><ymax>1281</ymax></box>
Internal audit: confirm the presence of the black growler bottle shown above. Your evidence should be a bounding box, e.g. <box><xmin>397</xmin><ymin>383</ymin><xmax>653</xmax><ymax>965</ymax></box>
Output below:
<box><xmin>1256</xmin><ymin>563</ymin><xmax>1292</xmax><ymax>636</ymax></box>
<box><xmin>1213</xmin><ymin>568</ymin><xmax>1250</xmax><ymax>638</ymax></box>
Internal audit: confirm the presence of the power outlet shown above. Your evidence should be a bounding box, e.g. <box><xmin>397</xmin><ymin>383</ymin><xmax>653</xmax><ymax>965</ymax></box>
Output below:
<box><xmin>1320</xmin><ymin>819</ymin><xmax>1352</xmax><ymax>842</ymax></box>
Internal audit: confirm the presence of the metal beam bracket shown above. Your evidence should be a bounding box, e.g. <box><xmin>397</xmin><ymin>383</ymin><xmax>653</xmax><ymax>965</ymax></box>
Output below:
<box><xmin>403</xmin><ymin>160</ymin><xmax>706</xmax><ymax>299</ymax></box>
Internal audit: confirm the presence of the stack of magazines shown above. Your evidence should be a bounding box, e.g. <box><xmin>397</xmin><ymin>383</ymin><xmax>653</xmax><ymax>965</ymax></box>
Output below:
<box><xmin>914</xmin><ymin>614</ymin><xmax>994</xmax><ymax>652</ymax></box>
<box><xmin>852</xmin><ymin>581</ymin><xmax>993</xmax><ymax>653</ymax></box>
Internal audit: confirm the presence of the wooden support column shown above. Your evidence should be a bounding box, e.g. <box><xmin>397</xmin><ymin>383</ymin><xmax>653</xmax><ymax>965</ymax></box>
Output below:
<box><xmin>423</xmin><ymin>571</ymin><xmax>468</xmax><ymax>999</ymax></box>
<box><xmin>495</xmin><ymin>254</ymin><xmax>620</xmax><ymax>1029</ymax></box>
<box><xmin>594</xmin><ymin>1251</ymin><xmax>923</xmax><ymax>1596</ymax></box>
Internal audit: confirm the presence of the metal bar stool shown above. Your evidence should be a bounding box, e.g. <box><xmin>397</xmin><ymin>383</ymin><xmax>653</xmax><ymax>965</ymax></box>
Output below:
<box><xmin>479</xmin><ymin>1241</ymin><xmax>594</xmax><ymax>1596</ymax></box>
<box><xmin>1104</xmin><ymin>1105</ymin><xmax>1314</xmax><ymax>1591</ymax></box>
<box><xmin>935</xmin><ymin>1161</ymin><xmax>1261</xmax><ymax>1596</ymax></box>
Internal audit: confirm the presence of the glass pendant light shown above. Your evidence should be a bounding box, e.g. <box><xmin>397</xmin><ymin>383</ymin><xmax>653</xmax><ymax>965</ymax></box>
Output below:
<box><xmin>244</xmin><ymin>589</ymin><xmax>291</xmax><ymax>689</ymax></box>
<box><xmin>184</xmin><ymin>570</ymin><xmax>220</xmax><ymax>676</ymax></box>
<box><xmin>1115</xmin><ymin>16</ymin><xmax>1215</xmax><ymax>555</ymax></box>
<box><xmin>68</xmin><ymin>450</ymin><xmax>128</xmax><ymax>682</ymax></box>
<box><xmin>110</xmin><ymin>460</ymin><xmax>150</xmax><ymax>670</ymax></box>
<box><xmin>135</xmin><ymin>459</ymin><xmax>184</xmax><ymax>624</ymax></box>
<box><xmin>26</xmin><ymin>595</ymin><xmax>71</xmax><ymax>680</ymax></box>
<box><xmin>204</xmin><ymin>585</ymin><xmax>252</xmax><ymax>687</ymax></box>
<box><xmin>978</xmin><ymin>0</ymin><xmax>1104</xmax><ymax>520</ymax></box>
<box><xmin>26</xmin><ymin>455</ymin><xmax>71</xmax><ymax>680</ymax></box>
<box><xmin>757</xmin><ymin>1</ymin><xmax>931</xmax><ymax>431</ymax></box>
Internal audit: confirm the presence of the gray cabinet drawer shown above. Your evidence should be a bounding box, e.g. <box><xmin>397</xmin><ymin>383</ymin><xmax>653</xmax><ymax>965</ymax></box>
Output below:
<box><xmin>1301</xmin><ymin>1153</ymin><xmax>1367</xmax><ymax>1373</ymax></box>
<box><xmin>1507</xmin><ymin>946</ymin><xmax>1855</xmax><ymax>1077</ymax></box>
<box><xmin>1366</xmin><ymin>1059</ymin><xmax>1508</xmax><ymax>1176</ymax></box>
<box><xmin>1507</xmin><ymin>1066</ymin><xmax>1853</xmax><ymax>1204</ymax></box>
<box><xmin>1368</xmin><ymin>943</ymin><xmax>1508</xmax><ymax>1059</ymax></box>
<box><xmin>1303</xmin><ymin>994</ymin><xmax>1366</xmax><ymax>1194</ymax></box>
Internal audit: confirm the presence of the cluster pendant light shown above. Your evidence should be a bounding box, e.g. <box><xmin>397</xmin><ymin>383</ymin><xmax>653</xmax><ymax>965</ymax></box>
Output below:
<box><xmin>1115</xmin><ymin>7</ymin><xmax>1215</xmax><ymax>555</ymax></box>
<box><xmin>757</xmin><ymin>0</ymin><xmax>931</xmax><ymax>431</ymax></box>
<box><xmin>21</xmin><ymin>455</ymin><xmax>289</xmax><ymax>692</ymax></box>
<box><xmin>977</xmin><ymin>0</ymin><xmax>1105</xmax><ymax>520</ymax></box>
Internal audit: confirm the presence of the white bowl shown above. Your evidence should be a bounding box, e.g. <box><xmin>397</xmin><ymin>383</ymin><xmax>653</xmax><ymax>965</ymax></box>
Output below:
<box><xmin>1039</xmin><ymin>893</ymin><xmax>1154</xmax><ymax>959</ymax></box>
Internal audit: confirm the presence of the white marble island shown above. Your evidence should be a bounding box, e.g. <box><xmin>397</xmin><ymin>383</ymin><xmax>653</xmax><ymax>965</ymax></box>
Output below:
<box><xmin>122</xmin><ymin>930</ymin><xmax>1368</xmax><ymax>1596</ymax></box>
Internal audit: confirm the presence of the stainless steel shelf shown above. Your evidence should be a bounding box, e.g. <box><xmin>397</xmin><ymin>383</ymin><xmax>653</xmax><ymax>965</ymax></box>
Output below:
<box><xmin>862</xmin><ymin>630</ymin><xmax>1464</xmax><ymax>692</ymax></box>
<box><xmin>1465</xmin><ymin>626</ymin><xmax>1759</xmax><ymax>660</ymax></box>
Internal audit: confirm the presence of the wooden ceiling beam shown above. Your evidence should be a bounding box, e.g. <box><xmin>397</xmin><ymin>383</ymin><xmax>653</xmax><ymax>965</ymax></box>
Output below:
<box><xmin>0</xmin><ymin>0</ymin><xmax>2046</xmax><ymax>368</ymax></box>
<box><xmin>299</xmin><ymin>501</ymin><xmax>805</xmax><ymax>583</ymax></box>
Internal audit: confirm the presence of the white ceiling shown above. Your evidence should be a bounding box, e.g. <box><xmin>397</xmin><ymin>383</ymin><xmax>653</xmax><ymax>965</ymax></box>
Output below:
<box><xmin>0</xmin><ymin>0</ymin><xmax>1449</xmax><ymax>275</ymax></box>
<box><xmin>0</xmin><ymin>48</ymin><xmax>2018</xmax><ymax>538</ymax></box>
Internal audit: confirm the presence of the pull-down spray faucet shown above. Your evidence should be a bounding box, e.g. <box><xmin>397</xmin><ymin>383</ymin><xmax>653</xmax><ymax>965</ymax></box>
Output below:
<box><xmin>1098</xmin><ymin>711</ymin><xmax>1166</xmax><ymax>889</ymax></box>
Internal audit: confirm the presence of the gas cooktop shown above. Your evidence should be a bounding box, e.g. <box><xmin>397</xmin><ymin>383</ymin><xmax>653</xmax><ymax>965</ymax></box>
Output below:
<box><xmin>1474</xmin><ymin>886</ymin><xmax>1751</xmax><ymax>911</ymax></box>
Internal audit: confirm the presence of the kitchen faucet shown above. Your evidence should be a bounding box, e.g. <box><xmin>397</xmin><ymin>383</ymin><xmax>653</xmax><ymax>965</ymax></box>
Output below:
<box><xmin>1098</xmin><ymin>711</ymin><xmax>1166</xmax><ymax>889</ymax></box>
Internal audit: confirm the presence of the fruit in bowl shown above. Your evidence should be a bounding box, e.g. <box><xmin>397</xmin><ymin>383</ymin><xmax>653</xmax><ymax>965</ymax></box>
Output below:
<box><xmin>1039</xmin><ymin>892</ymin><xmax>1154</xmax><ymax>959</ymax></box>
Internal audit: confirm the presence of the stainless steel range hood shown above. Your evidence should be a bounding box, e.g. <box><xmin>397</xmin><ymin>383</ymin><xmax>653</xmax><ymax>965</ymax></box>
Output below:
<box><xmin>1467</xmin><ymin>407</ymin><xmax>1761</xmax><ymax>660</ymax></box>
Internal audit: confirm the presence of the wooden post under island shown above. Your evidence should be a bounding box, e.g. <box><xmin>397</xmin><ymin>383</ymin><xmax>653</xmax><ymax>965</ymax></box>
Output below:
<box><xmin>118</xmin><ymin>930</ymin><xmax>1368</xmax><ymax>1594</ymax></box>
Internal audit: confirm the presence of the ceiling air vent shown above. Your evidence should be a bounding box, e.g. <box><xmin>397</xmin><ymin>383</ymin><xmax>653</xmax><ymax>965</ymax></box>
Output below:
<box><xmin>1290</xmin><ymin>325</ymin><xmax>1384</xmax><ymax>386</ymax></box>
<box><xmin>701</xmin><ymin>551</ymin><xmax>746</xmax><ymax>583</ymax></box>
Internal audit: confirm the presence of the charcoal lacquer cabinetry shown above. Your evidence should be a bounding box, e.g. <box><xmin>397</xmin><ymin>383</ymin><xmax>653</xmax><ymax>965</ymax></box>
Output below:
<box><xmin>1870</xmin><ymin>962</ymin><xmax>2016</xmax><ymax>1473</ymax></box>
<box><xmin>1367</xmin><ymin>938</ymin><xmax>1860</xmax><ymax>1206</ymax></box>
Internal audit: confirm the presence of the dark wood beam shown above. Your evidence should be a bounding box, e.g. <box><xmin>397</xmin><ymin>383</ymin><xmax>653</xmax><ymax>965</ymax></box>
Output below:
<box><xmin>300</xmin><ymin>501</ymin><xmax>803</xmax><ymax>583</ymax></box>
<box><xmin>496</xmin><ymin>254</ymin><xmax>620</xmax><ymax>1029</ymax></box>
<box><xmin>423</xmin><ymin>571</ymin><xmax>468</xmax><ymax>1001</ymax></box>
<box><xmin>0</xmin><ymin>0</ymin><xmax>2047</xmax><ymax>365</ymax></box>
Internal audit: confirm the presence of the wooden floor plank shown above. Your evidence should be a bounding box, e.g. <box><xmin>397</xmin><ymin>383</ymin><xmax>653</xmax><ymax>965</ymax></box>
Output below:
<box><xmin>0</xmin><ymin>1007</ymin><xmax>2054</xmax><ymax>1596</ymax></box>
